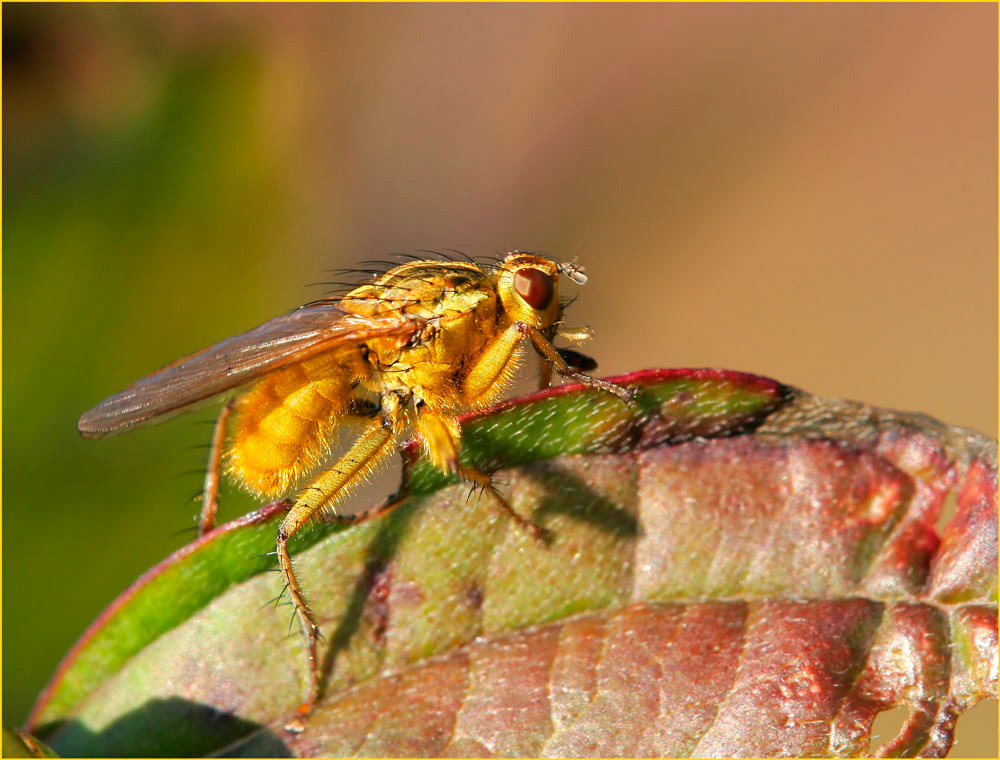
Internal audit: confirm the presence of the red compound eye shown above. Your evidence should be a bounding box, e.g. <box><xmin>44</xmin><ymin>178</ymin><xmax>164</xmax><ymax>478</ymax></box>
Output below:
<box><xmin>513</xmin><ymin>268</ymin><xmax>554</xmax><ymax>310</ymax></box>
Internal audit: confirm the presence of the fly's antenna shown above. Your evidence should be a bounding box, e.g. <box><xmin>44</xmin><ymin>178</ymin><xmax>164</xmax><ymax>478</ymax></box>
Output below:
<box><xmin>557</xmin><ymin>260</ymin><xmax>588</xmax><ymax>285</ymax></box>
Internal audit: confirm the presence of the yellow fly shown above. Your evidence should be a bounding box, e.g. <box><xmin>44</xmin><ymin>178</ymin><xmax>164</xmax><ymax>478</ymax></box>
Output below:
<box><xmin>78</xmin><ymin>250</ymin><xmax>629</xmax><ymax>718</ymax></box>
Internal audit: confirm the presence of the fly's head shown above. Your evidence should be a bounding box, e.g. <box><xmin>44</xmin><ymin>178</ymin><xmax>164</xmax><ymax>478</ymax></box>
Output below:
<box><xmin>497</xmin><ymin>252</ymin><xmax>586</xmax><ymax>330</ymax></box>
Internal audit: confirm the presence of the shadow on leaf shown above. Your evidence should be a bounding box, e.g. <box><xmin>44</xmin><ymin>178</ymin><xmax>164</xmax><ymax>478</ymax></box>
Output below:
<box><xmin>320</xmin><ymin>499</ymin><xmax>422</xmax><ymax>689</ymax></box>
<box><xmin>528</xmin><ymin>462</ymin><xmax>641</xmax><ymax>538</ymax></box>
<box><xmin>42</xmin><ymin>697</ymin><xmax>290</xmax><ymax>758</ymax></box>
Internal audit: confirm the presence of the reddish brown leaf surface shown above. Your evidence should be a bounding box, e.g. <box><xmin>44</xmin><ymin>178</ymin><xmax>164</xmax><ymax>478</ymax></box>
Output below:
<box><xmin>31</xmin><ymin>370</ymin><xmax>997</xmax><ymax>757</ymax></box>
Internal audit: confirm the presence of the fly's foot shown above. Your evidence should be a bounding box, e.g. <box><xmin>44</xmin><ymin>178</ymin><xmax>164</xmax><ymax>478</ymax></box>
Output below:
<box><xmin>283</xmin><ymin>624</ymin><xmax>322</xmax><ymax>734</ymax></box>
<box><xmin>477</xmin><ymin>479</ymin><xmax>551</xmax><ymax>546</ymax></box>
<box><xmin>600</xmin><ymin>378</ymin><xmax>638</xmax><ymax>403</ymax></box>
<box><xmin>561</xmin><ymin>368</ymin><xmax>636</xmax><ymax>404</ymax></box>
<box><xmin>282</xmin><ymin>694</ymin><xmax>316</xmax><ymax>734</ymax></box>
<box><xmin>513</xmin><ymin>513</ymin><xmax>552</xmax><ymax>546</ymax></box>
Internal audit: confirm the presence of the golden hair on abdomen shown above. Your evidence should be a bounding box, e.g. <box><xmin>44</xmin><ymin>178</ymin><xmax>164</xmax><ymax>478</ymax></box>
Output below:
<box><xmin>227</xmin><ymin>349</ymin><xmax>369</xmax><ymax>496</ymax></box>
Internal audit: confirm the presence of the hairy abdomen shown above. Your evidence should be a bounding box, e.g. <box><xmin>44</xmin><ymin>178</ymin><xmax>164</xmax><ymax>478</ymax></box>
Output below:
<box><xmin>227</xmin><ymin>348</ymin><xmax>369</xmax><ymax>496</ymax></box>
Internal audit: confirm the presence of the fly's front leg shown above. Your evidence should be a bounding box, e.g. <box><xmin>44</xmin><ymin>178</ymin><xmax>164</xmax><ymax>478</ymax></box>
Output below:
<box><xmin>198</xmin><ymin>400</ymin><xmax>234</xmax><ymax>535</ymax></box>
<box><xmin>276</xmin><ymin>407</ymin><xmax>402</xmax><ymax>719</ymax></box>
<box><xmin>523</xmin><ymin>325</ymin><xmax>634</xmax><ymax>401</ymax></box>
<box><xmin>416</xmin><ymin>405</ymin><xmax>546</xmax><ymax>543</ymax></box>
<box><xmin>538</xmin><ymin>327</ymin><xmax>595</xmax><ymax>390</ymax></box>
<box><xmin>464</xmin><ymin>321</ymin><xmax>632</xmax><ymax>402</ymax></box>
<box><xmin>538</xmin><ymin>358</ymin><xmax>553</xmax><ymax>390</ymax></box>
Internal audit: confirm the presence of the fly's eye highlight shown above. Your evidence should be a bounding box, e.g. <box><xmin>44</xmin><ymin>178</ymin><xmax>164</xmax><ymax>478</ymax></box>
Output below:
<box><xmin>513</xmin><ymin>268</ymin><xmax>554</xmax><ymax>311</ymax></box>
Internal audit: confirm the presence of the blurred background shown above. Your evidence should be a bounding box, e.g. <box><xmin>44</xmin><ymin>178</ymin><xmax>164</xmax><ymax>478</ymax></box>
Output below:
<box><xmin>3</xmin><ymin>3</ymin><xmax>996</xmax><ymax>749</ymax></box>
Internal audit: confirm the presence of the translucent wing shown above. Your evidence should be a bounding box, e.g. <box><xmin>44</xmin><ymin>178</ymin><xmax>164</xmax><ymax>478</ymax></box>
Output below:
<box><xmin>78</xmin><ymin>302</ymin><xmax>419</xmax><ymax>438</ymax></box>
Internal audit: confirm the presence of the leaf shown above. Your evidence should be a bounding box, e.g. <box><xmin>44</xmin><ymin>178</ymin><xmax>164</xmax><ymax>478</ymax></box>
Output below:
<box><xmin>29</xmin><ymin>369</ymin><xmax>997</xmax><ymax>757</ymax></box>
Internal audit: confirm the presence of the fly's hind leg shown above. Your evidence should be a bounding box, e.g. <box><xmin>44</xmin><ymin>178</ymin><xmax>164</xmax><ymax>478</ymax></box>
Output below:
<box><xmin>416</xmin><ymin>405</ymin><xmax>547</xmax><ymax>543</ymax></box>
<box><xmin>276</xmin><ymin>407</ymin><xmax>402</xmax><ymax>720</ymax></box>
<box><xmin>198</xmin><ymin>400</ymin><xmax>234</xmax><ymax>535</ymax></box>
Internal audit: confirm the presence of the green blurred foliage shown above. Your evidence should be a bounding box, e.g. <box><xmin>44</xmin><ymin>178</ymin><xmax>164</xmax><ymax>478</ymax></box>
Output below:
<box><xmin>3</xmin><ymin>7</ymin><xmax>297</xmax><ymax>725</ymax></box>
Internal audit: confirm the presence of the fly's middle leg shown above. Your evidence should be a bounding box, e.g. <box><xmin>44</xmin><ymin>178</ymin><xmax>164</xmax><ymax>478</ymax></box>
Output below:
<box><xmin>275</xmin><ymin>411</ymin><xmax>400</xmax><ymax>719</ymax></box>
<box><xmin>416</xmin><ymin>405</ymin><xmax>547</xmax><ymax>543</ymax></box>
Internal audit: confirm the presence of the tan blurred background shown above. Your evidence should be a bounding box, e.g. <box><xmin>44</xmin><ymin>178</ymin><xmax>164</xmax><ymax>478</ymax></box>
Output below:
<box><xmin>4</xmin><ymin>3</ymin><xmax>996</xmax><ymax>750</ymax></box>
